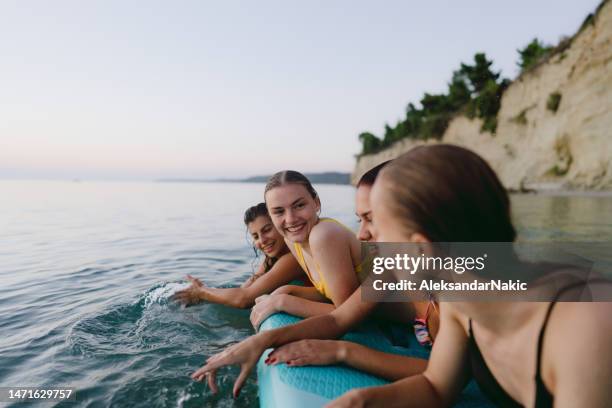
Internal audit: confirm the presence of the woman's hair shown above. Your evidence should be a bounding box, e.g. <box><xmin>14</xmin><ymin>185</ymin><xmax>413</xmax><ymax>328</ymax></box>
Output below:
<box><xmin>357</xmin><ymin>160</ymin><xmax>391</xmax><ymax>187</ymax></box>
<box><xmin>244</xmin><ymin>202</ymin><xmax>269</xmax><ymax>226</ymax></box>
<box><xmin>243</xmin><ymin>202</ymin><xmax>277</xmax><ymax>272</ymax></box>
<box><xmin>264</xmin><ymin>170</ymin><xmax>318</xmax><ymax>202</ymax></box>
<box><xmin>380</xmin><ymin>145</ymin><xmax>516</xmax><ymax>242</ymax></box>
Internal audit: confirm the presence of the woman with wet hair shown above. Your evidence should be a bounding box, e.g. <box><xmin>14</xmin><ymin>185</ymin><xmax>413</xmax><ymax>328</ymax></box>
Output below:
<box><xmin>241</xmin><ymin>203</ymin><xmax>286</xmax><ymax>288</ymax></box>
<box><xmin>172</xmin><ymin>203</ymin><xmax>304</xmax><ymax>309</ymax></box>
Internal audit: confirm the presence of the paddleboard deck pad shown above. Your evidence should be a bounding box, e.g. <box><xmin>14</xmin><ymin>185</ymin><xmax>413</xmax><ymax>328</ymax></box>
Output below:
<box><xmin>257</xmin><ymin>313</ymin><xmax>492</xmax><ymax>407</ymax></box>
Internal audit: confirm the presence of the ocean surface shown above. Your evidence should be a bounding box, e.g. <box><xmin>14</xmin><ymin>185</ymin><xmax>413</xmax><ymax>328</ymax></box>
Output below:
<box><xmin>1</xmin><ymin>180</ymin><xmax>612</xmax><ymax>407</ymax></box>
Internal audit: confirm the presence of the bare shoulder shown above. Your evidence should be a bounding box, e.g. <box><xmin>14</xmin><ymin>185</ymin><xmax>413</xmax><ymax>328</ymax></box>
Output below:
<box><xmin>546</xmin><ymin>302</ymin><xmax>612</xmax><ymax>403</ymax></box>
<box><xmin>440</xmin><ymin>302</ymin><xmax>469</xmax><ymax>333</ymax></box>
<box><xmin>548</xmin><ymin>302</ymin><xmax>612</xmax><ymax>348</ymax></box>
<box><xmin>546</xmin><ymin>302</ymin><xmax>612</xmax><ymax>376</ymax></box>
<box><xmin>309</xmin><ymin>219</ymin><xmax>350</xmax><ymax>248</ymax></box>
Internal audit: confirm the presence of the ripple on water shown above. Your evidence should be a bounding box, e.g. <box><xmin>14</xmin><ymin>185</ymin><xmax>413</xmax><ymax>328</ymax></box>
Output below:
<box><xmin>59</xmin><ymin>282</ymin><xmax>257</xmax><ymax>406</ymax></box>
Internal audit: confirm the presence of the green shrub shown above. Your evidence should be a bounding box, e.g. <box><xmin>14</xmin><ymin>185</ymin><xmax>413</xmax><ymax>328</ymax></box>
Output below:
<box><xmin>517</xmin><ymin>38</ymin><xmax>552</xmax><ymax>72</ymax></box>
<box><xmin>512</xmin><ymin>109</ymin><xmax>528</xmax><ymax>125</ymax></box>
<box><xmin>420</xmin><ymin>113</ymin><xmax>452</xmax><ymax>140</ymax></box>
<box><xmin>547</xmin><ymin>92</ymin><xmax>562</xmax><ymax>113</ymax></box>
<box><xmin>580</xmin><ymin>13</ymin><xmax>595</xmax><ymax>31</ymax></box>
<box><xmin>357</xmin><ymin>2</ymin><xmax>604</xmax><ymax>155</ymax></box>
<box><xmin>357</xmin><ymin>53</ymin><xmax>509</xmax><ymax>153</ymax></box>
<box><xmin>358</xmin><ymin>132</ymin><xmax>382</xmax><ymax>156</ymax></box>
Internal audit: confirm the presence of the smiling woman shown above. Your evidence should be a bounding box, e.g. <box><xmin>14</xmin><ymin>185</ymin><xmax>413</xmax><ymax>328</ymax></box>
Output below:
<box><xmin>172</xmin><ymin>203</ymin><xmax>305</xmax><ymax>309</ymax></box>
<box><xmin>241</xmin><ymin>203</ymin><xmax>288</xmax><ymax>286</ymax></box>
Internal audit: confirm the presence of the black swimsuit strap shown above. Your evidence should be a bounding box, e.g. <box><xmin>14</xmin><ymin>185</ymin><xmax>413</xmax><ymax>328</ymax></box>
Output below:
<box><xmin>535</xmin><ymin>278</ymin><xmax>608</xmax><ymax>377</ymax></box>
<box><xmin>535</xmin><ymin>301</ymin><xmax>556</xmax><ymax>380</ymax></box>
<box><xmin>470</xmin><ymin>278</ymin><xmax>610</xmax><ymax>408</ymax></box>
<box><xmin>468</xmin><ymin>318</ymin><xmax>523</xmax><ymax>407</ymax></box>
<box><xmin>534</xmin><ymin>278</ymin><xmax>612</xmax><ymax>408</ymax></box>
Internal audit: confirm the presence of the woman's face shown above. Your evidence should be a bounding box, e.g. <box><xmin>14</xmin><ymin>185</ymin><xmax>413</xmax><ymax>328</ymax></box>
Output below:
<box><xmin>247</xmin><ymin>215</ymin><xmax>286</xmax><ymax>258</ymax></box>
<box><xmin>355</xmin><ymin>184</ymin><xmax>374</xmax><ymax>242</ymax></box>
<box><xmin>370</xmin><ymin>178</ymin><xmax>413</xmax><ymax>242</ymax></box>
<box><xmin>265</xmin><ymin>184</ymin><xmax>320</xmax><ymax>243</ymax></box>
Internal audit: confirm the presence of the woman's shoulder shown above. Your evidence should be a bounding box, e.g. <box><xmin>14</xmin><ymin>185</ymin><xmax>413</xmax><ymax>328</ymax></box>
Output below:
<box><xmin>310</xmin><ymin>218</ymin><xmax>354</xmax><ymax>246</ymax></box>
<box><xmin>544</xmin><ymin>302</ymin><xmax>611</xmax><ymax>365</ymax></box>
<box><xmin>440</xmin><ymin>302</ymin><xmax>471</xmax><ymax>334</ymax></box>
<box><xmin>544</xmin><ymin>302</ymin><xmax>612</xmax><ymax>392</ymax></box>
<box><xmin>548</xmin><ymin>302</ymin><xmax>611</xmax><ymax>337</ymax></box>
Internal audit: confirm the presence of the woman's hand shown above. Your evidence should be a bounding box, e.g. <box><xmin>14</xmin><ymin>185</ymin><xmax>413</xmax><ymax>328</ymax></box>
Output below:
<box><xmin>172</xmin><ymin>275</ymin><xmax>206</xmax><ymax>306</ymax></box>
<box><xmin>267</xmin><ymin>339</ymin><xmax>347</xmax><ymax>366</ymax></box>
<box><xmin>250</xmin><ymin>294</ymin><xmax>284</xmax><ymax>330</ymax></box>
<box><xmin>191</xmin><ymin>332</ymin><xmax>270</xmax><ymax>398</ymax></box>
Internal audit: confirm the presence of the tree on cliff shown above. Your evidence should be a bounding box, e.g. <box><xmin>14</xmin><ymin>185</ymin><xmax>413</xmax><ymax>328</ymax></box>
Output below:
<box><xmin>447</xmin><ymin>73</ymin><xmax>472</xmax><ymax>110</ymax></box>
<box><xmin>359</xmin><ymin>132</ymin><xmax>382</xmax><ymax>155</ymax></box>
<box><xmin>356</xmin><ymin>52</ymin><xmax>509</xmax><ymax>155</ymax></box>
<box><xmin>459</xmin><ymin>53</ymin><xmax>500</xmax><ymax>95</ymax></box>
<box><xmin>517</xmin><ymin>38</ymin><xmax>552</xmax><ymax>72</ymax></box>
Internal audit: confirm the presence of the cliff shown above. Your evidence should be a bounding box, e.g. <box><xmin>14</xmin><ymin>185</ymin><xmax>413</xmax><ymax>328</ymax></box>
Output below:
<box><xmin>353</xmin><ymin>0</ymin><xmax>612</xmax><ymax>191</ymax></box>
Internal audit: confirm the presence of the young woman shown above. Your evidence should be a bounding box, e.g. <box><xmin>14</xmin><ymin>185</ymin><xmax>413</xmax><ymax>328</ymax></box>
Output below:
<box><xmin>248</xmin><ymin>170</ymin><xmax>362</xmax><ymax>329</ymax></box>
<box><xmin>327</xmin><ymin>145</ymin><xmax>612</xmax><ymax>407</ymax></box>
<box><xmin>172</xmin><ymin>203</ymin><xmax>304</xmax><ymax>309</ymax></box>
<box><xmin>189</xmin><ymin>165</ymin><xmax>439</xmax><ymax>397</ymax></box>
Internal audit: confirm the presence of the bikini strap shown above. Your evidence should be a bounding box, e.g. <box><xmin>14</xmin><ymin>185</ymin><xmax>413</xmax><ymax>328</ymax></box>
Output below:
<box><xmin>293</xmin><ymin>242</ymin><xmax>311</xmax><ymax>279</ymax></box>
<box><xmin>423</xmin><ymin>299</ymin><xmax>437</xmax><ymax>320</ymax></box>
<box><xmin>424</xmin><ymin>301</ymin><xmax>431</xmax><ymax>319</ymax></box>
<box><xmin>535</xmin><ymin>302</ymin><xmax>556</xmax><ymax>380</ymax></box>
<box><xmin>535</xmin><ymin>279</ymin><xmax>605</xmax><ymax>379</ymax></box>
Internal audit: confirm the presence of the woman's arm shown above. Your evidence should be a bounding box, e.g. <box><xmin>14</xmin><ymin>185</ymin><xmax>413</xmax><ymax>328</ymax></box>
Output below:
<box><xmin>325</xmin><ymin>375</ymin><xmax>444</xmax><ymax>408</ymax></box>
<box><xmin>250</xmin><ymin>293</ymin><xmax>335</xmax><ymax>329</ymax></box>
<box><xmin>269</xmin><ymin>339</ymin><xmax>427</xmax><ymax>381</ymax></box>
<box><xmin>191</xmin><ymin>287</ymin><xmax>377</xmax><ymax>395</ymax></box>
<box><xmin>265</xmin><ymin>286</ymin><xmax>375</xmax><ymax>346</ymax></box>
<box><xmin>549</xmin><ymin>302</ymin><xmax>612</xmax><ymax>407</ymax></box>
<box><xmin>272</xmin><ymin>284</ymin><xmax>329</xmax><ymax>302</ymax></box>
<box><xmin>249</xmin><ymin>224</ymin><xmax>362</xmax><ymax>328</ymax></box>
<box><xmin>309</xmin><ymin>224</ymin><xmax>360</xmax><ymax>306</ymax></box>
<box><xmin>173</xmin><ymin>254</ymin><xmax>304</xmax><ymax>308</ymax></box>
<box><xmin>240</xmin><ymin>261</ymin><xmax>267</xmax><ymax>288</ymax></box>
<box><xmin>325</xmin><ymin>303</ymin><xmax>471</xmax><ymax>408</ymax></box>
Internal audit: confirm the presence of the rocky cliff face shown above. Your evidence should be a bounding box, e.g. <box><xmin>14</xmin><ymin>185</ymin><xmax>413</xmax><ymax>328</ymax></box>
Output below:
<box><xmin>353</xmin><ymin>0</ymin><xmax>612</xmax><ymax>191</ymax></box>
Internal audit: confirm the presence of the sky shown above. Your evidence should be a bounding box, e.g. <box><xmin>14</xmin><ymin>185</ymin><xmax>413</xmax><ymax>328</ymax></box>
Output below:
<box><xmin>0</xmin><ymin>0</ymin><xmax>603</xmax><ymax>180</ymax></box>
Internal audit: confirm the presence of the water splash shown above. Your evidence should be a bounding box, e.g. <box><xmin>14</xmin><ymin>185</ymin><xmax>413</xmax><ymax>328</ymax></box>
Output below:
<box><xmin>141</xmin><ymin>281</ymin><xmax>189</xmax><ymax>309</ymax></box>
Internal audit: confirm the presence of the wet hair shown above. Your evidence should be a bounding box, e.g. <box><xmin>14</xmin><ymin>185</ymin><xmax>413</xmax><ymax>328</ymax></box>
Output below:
<box><xmin>264</xmin><ymin>170</ymin><xmax>319</xmax><ymax>202</ymax></box>
<box><xmin>244</xmin><ymin>202</ymin><xmax>269</xmax><ymax>226</ymax></box>
<box><xmin>357</xmin><ymin>160</ymin><xmax>391</xmax><ymax>187</ymax></box>
<box><xmin>379</xmin><ymin>145</ymin><xmax>516</xmax><ymax>242</ymax></box>
<box><xmin>243</xmin><ymin>202</ymin><xmax>277</xmax><ymax>272</ymax></box>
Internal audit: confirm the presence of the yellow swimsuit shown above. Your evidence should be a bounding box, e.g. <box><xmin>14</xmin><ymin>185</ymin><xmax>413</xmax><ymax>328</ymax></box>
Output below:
<box><xmin>292</xmin><ymin>218</ymin><xmax>361</xmax><ymax>300</ymax></box>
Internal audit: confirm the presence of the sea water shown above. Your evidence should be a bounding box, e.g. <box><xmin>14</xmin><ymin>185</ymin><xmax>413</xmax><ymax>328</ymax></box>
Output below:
<box><xmin>1</xmin><ymin>181</ymin><xmax>611</xmax><ymax>407</ymax></box>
